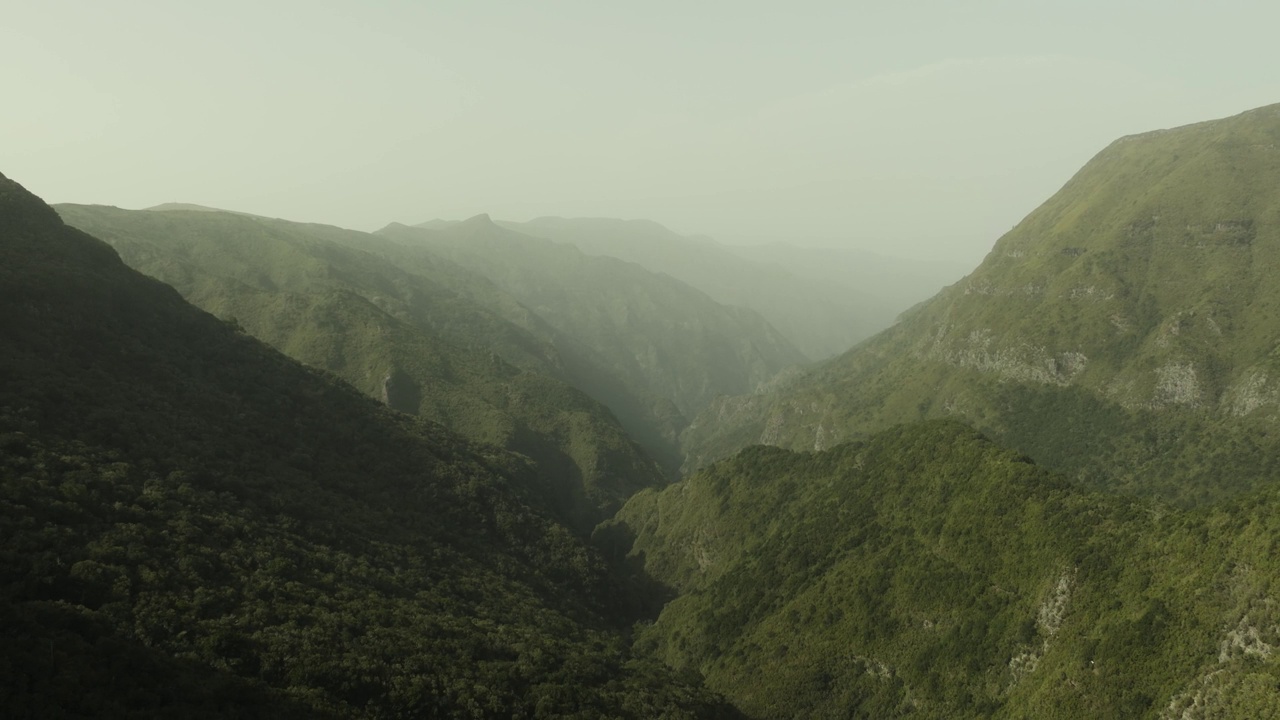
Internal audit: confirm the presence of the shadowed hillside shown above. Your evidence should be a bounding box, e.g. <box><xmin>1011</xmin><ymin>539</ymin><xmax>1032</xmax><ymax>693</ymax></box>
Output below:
<box><xmin>56</xmin><ymin>204</ymin><xmax>669</xmax><ymax>528</ymax></box>
<box><xmin>2</xmin><ymin>172</ymin><xmax>740</xmax><ymax>718</ymax></box>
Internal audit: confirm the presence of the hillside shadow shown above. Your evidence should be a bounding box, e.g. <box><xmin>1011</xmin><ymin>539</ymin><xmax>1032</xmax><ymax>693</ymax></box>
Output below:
<box><xmin>591</xmin><ymin>519</ymin><xmax>677</xmax><ymax>625</ymax></box>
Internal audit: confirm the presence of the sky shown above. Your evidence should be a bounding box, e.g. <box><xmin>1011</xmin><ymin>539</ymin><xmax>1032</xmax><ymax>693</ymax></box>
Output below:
<box><xmin>4</xmin><ymin>1</ymin><xmax>1279</xmax><ymax>265</ymax></box>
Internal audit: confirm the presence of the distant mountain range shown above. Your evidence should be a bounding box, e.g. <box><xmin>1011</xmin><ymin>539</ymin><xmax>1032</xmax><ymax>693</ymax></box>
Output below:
<box><xmin>495</xmin><ymin>216</ymin><xmax>966</xmax><ymax>360</ymax></box>
<box><xmin>376</xmin><ymin>215</ymin><xmax>808</xmax><ymax>468</ymax></box>
<box><xmin>58</xmin><ymin>204</ymin><xmax>824</xmax><ymax>477</ymax></box>
<box><xmin>55</xmin><ymin>203</ymin><xmax>667</xmax><ymax>529</ymax></box>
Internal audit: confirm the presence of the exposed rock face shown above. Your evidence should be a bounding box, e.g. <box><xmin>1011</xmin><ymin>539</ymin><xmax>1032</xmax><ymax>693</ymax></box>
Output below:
<box><xmin>1224</xmin><ymin>371</ymin><xmax>1279</xmax><ymax>417</ymax></box>
<box><xmin>925</xmin><ymin>326</ymin><xmax>1089</xmax><ymax>386</ymax></box>
<box><xmin>1162</xmin><ymin>592</ymin><xmax>1280</xmax><ymax>719</ymax></box>
<box><xmin>1154</xmin><ymin>362</ymin><xmax>1202</xmax><ymax>408</ymax></box>
<box><xmin>1009</xmin><ymin>569</ymin><xmax>1076</xmax><ymax>683</ymax></box>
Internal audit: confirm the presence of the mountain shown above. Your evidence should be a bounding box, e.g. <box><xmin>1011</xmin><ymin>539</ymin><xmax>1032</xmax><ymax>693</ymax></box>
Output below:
<box><xmin>609</xmin><ymin>420</ymin><xmax>1280</xmax><ymax>718</ymax></box>
<box><xmin>377</xmin><ymin>216</ymin><xmax>809</xmax><ymax>468</ymax></box>
<box><xmin>144</xmin><ymin>202</ymin><xmax>243</xmax><ymax>214</ymax></box>
<box><xmin>54</xmin><ymin>204</ymin><xmax>666</xmax><ymax>530</ymax></box>
<box><xmin>0</xmin><ymin>172</ymin><xmax>739</xmax><ymax>717</ymax></box>
<box><xmin>724</xmin><ymin>241</ymin><xmax>969</xmax><ymax>330</ymax></box>
<box><xmin>498</xmin><ymin>216</ymin><xmax>958</xmax><ymax>359</ymax></box>
<box><xmin>682</xmin><ymin>103</ymin><xmax>1280</xmax><ymax>502</ymax></box>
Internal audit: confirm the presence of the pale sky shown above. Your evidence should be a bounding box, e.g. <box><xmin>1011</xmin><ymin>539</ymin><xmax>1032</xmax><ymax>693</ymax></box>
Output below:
<box><xmin>4</xmin><ymin>1</ymin><xmax>1279</xmax><ymax>264</ymax></box>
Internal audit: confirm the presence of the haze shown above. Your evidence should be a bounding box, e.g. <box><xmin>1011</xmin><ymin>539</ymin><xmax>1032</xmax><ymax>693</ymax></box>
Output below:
<box><xmin>5</xmin><ymin>0</ymin><xmax>1279</xmax><ymax>265</ymax></box>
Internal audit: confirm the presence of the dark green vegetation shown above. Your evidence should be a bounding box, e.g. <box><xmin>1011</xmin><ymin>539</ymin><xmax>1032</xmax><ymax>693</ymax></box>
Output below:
<box><xmin>55</xmin><ymin>203</ymin><xmax>667</xmax><ymax>527</ymax></box>
<box><xmin>611</xmin><ymin>420</ymin><xmax>1280</xmax><ymax>718</ymax></box>
<box><xmin>498</xmin><ymin>217</ymin><xmax>962</xmax><ymax>359</ymax></box>
<box><xmin>685</xmin><ymin>103</ymin><xmax>1280</xmax><ymax>503</ymax></box>
<box><xmin>1</xmin><ymin>173</ymin><xmax>740</xmax><ymax>717</ymax></box>
<box><xmin>377</xmin><ymin>216</ymin><xmax>808</xmax><ymax>467</ymax></box>
<box><xmin>13</xmin><ymin>102</ymin><xmax>1280</xmax><ymax>718</ymax></box>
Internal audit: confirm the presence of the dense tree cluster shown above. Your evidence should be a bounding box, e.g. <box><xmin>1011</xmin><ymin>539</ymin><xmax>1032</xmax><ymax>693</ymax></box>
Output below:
<box><xmin>615</xmin><ymin>421</ymin><xmax>1280</xmax><ymax>718</ymax></box>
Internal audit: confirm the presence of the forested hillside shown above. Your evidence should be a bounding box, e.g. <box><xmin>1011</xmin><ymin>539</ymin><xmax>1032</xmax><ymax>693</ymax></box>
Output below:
<box><xmin>0</xmin><ymin>172</ymin><xmax>739</xmax><ymax>717</ymax></box>
<box><xmin>683</xmin><ymin>103</ymin><xmax>1280</xmax><ymax>504</ymax></box>
<box><xmin>377</xmin><ymin>216</ymin><xmax>808</xmax><ymax>467</ymax></box>
<box><xmin>611</xmin><ymin>421</ymin><xmax>1280</xmax><ymax>718</ymax></box>
<box><xmin>55</xmin><ymin>204</ymin><xmax>666</xmax><ymax>527</ymax></box>
<box><xmin>12</xmin><ymin>101</ymin><xmax>1280</xmax><ymax>719</ymax></box>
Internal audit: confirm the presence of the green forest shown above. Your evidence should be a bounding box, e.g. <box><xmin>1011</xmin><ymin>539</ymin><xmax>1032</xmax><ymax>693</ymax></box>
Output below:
<box><xmin>8</xmin><ymin>102</ymin><xmax>1280</xmax><ymax>718</ymax></box>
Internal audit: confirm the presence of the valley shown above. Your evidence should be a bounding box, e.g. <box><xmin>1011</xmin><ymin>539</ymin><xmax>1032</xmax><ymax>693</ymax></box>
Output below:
<box><xmin>7</xmin><ymin>103</ymin><xmax>1280</xmax><ymax>717</ymax></box>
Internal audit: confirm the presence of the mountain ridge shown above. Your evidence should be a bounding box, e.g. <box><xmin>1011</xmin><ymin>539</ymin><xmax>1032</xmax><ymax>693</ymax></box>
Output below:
<box><xmin>2</xmin><ymin>170</ymin><xmax>741</xmax><ymax>717</ymax></box>
<box><xmin>55</xmin><ymin>202</ymin><xmax>669</xmax><ymax>529</ymax></box>
<box><xmin>375</xmin><ymin>218</ymin><xmax>809</xmax><ymax>468</ymax></box>
<box><xmin>496</xmin><ymin>215</ymin><xmax>963</xmax><ymax>359</ymax></box>
<box><xmin>681</xmin><ymin>102</ymin><xmax>1280</xmax><ymax>502</ymax></box>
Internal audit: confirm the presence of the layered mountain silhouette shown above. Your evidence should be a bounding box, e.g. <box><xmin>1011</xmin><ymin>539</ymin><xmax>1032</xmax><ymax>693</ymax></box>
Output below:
<box><xmin>376</xmin><ymin>215</ymin><xmax>808</xmax><ymax>468</ymax></box>
<box><xmin>497</xmin><ymin>216</ymin><xmax>962</xmax><ymax>359</ymax></box>
<box><xmin>56</xmin><ymin>203</ymin><xmax>667</xmax><ymax>528</ymax></box>
<box><xmin>684</xmin><ymin>103</ymin><xmax>1280</xmax><ymax>502</ymax></box>
<box><xmin>1</xmin><ymin>172</ymin><xmax>740</xmax><ymax>717</ymax></box>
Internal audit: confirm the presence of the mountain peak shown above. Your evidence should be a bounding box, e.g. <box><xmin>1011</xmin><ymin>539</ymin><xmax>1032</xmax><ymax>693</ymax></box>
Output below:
<box><xmin>144</xmin><ymin>202</ymin><xmax>229</xmax><ymax>213</ymax></box>
<box><xmin>0</xmin><ymin>171</ymin><xmax>65</xmax><ymax>234</ymax></box>
<box><xmin>986</xmin><ymin>100</ymin><xmax>1280</xmax><ymax>265</ymax></box>
<box><xmin>681</xmin><ymin>101</ymin><xmax>1280</xmax><ymax>502</ymax></box>
<box><xmin>462</xmin><ymin>212</ymin><xmax>495</xmax><ymax>227</ymax></box>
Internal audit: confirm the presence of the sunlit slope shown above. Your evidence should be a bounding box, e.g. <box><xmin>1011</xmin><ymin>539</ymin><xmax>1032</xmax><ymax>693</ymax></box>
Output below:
<box><xmin>56</xmin><ymin>204</ymin><xmax>666</xmax><ymax>526</ymax></box>
<box><xmin>684</xmin><ymin>103</ymin><xmax>1280</xmax><ymax>502</ymax></box>
<box><xmin>3</xmin><ymin>175</ymin><xmax>743</xmax><ymax>716</ymax></box>
<box><xmin>378</xmin><ymin>216</ymin><xmax>809</xmax><ymax>453</ymax></box>
<box><xmin>612</xmin><ymin>420</ymin><xmax>1280</xmax><ymax>719</ymax></box>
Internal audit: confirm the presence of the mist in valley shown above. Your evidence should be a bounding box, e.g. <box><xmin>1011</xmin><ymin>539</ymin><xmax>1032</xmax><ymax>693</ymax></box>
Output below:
<box><xmin>6</xmin><ymin>2</ymin><xmax>1280</xmax><ymax>718</ymax></box>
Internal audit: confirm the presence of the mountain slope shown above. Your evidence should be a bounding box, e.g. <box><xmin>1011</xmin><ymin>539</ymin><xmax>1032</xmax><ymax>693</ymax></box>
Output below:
<box><xmin>55</xmin><ymin>204</ymin><xmax>667</xmax><ymax>528</ymax></box>
<box><xmin>610</xmin><ymin>420</ymin><xmax>1280</xmax><ymax>718</ymax></box>
<box><xmin>684</xmin><ymin>103</ymin><xmax>1280</xmax><ymax>502</ymax></box>
<box><xmin>0</xmin><ymin>172</ymin><xmax>738</xmax><ymax>717</ymax></box>
<box><xmin>377</xmin><ymin>216</ymin><xmax>809</xmax><ymax>465</ymax></box>
<box><xmin>499</xmin><ymin>216</ymin><xmax>937</xmax><ymax>359</ymax></box>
